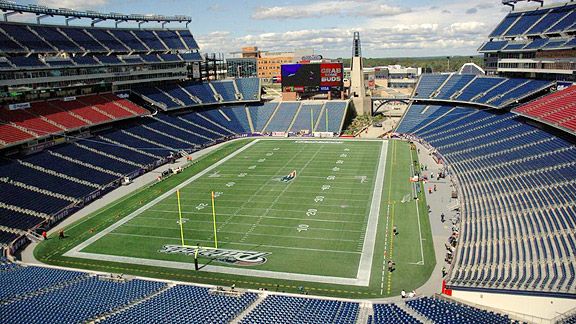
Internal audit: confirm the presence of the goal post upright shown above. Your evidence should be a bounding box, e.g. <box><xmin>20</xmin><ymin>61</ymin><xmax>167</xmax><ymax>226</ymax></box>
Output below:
<box><xmin>177</xmin><ymin>190</ymin><xmax>185</xmax><ymax>247</ymax></box>
<box><xmin>211</xmin><ymin>191</ymin><xmax>218</xmax><ymax>249</ymax></box>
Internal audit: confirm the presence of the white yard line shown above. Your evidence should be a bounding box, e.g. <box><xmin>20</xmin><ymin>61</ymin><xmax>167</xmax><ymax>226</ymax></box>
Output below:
<box><xmin>106</xmin><ymin>232</ymin><xmax>361</xmax><ymax>253</ymax></box>
<box><xmin>119</xmin><ymin>224</ymin><xmax>361</xmax><ymax>241</ymax></box>
<box><xmin>356</xmin><ymin>141</ymin><xmax>388</xmax><ymax>285</ymax></box>
<box><xmin>142</xmin><ymin>211</ymin><xmax>366</xmax><ymax>225</ymax></box>
<box><xmin>410</xmin><ymin>149</ymin><xmax>426</xmax><ymax>266</ymax></box>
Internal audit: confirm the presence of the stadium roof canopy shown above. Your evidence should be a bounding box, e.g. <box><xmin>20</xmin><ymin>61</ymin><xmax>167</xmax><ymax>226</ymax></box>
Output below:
<box><xmin>0</xmin><ymin>0</ymin><xmax>191</xmax><ymax>26</ymax></box>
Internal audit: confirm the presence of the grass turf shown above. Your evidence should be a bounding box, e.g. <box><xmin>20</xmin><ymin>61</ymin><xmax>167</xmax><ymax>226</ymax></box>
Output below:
<box><xmin>35</xmin><ymin>138</ymin><xmax>435</xmax><ymax>298</ymax></box>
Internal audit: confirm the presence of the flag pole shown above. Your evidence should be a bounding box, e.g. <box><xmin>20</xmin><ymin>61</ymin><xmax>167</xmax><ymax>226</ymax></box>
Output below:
<box><xmin>177</xmin><ymin>190</ymin><xmax>185</xmax><ymax>247</ymax></box>
<box><xmin>211</xmin><ymin>191</ymin><xmax>218</xmax><ymax>249</ymax></box>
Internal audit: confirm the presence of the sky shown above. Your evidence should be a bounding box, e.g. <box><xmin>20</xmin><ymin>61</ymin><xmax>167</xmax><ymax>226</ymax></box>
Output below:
<box><xmin>8</xmin><ymin>0</ymin><xmax>570</xmax><ymax>58</ymax></box>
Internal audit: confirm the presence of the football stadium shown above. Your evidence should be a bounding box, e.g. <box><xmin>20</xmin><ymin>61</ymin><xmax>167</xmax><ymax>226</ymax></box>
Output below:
<box><xmin>0</xmin><ymin>0</ymin><xmax>575</xmax><ymax>323</ymax></box>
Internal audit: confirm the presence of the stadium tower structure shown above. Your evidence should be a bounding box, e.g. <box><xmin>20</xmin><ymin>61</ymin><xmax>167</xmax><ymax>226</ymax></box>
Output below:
<box><xmin>349</xmin><ymin>32</ymin><xmax>371</xmax><ymax>115</ymax></box>
<box><xmin>478</xmin><ymin>0</ymin><xmax>576</xmax><ymax>81</ymax></box>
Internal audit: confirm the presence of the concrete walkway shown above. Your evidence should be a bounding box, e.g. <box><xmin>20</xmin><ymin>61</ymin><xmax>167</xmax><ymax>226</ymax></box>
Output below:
<box><xmin>411</xmin><ymin>141</ymin><xmax>456</xmax><ymax>296</ymax></box>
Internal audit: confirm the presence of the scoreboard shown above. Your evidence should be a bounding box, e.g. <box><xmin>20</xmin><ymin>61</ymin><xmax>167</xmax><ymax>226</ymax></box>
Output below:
<box><xmin>281</xmin><ymin>63</ymin><xmax>343</xmax><ymax>93</ymax></box>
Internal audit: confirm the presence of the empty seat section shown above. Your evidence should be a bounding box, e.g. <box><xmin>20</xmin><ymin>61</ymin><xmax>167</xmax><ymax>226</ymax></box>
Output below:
<box><xmin>235</xmin><ymin>78</ymin><xmax>260</xmax><ymax>101</ymax></box>
<box><xmin>0</xmin><ymin>23</ymin><xmax>53</xmax><ymax>52</ymax></box>
<box><xmin>132</xmin><ymin>30</ymin><xmax>166</xmax><ymax>51</ymax></box>
<box><xmin>0</xmin><ymin>124</ymin><xmax>34</xmax><ymax>145</ymax></box>
<box><xmin>59</xmin><ymin>27</ymin><xmax>106</xmax><ymax>52</ymax></box>
<box><xmin>103</xmin><ymin>285</ymin><xmax>256</xmax><ymax>324</ymax></box>
<box><xmin>264</xmin><ymin>102</ymin><xmax>299</xmax><ymax>132</ymax></box>
<box><xmin>23</xmin><ymin>151</ymin><xmax>117</xmax><ymax>185</ymax></box>
<box><xmin>108</xmin><ymin>30</ymin><xmax>148</xmax><ymax>51</ymax></box>
<box><xmin>154</xmin><ymin>30</ymin><xmax>186</xmax><ymax>50</ymax></box>
<box><xmin>0</xmin><ymin>182</ymin><xmax>71</xmax><ymax>214</ymax></box>
<box><xmin>0</xmin><ymin>207</ymin><xmax>45</xmax><ymax>231</ymax></box>
<box><xmin>50</xmin><ymin>145</ymin><xmax>137</xmax><ymax>175</ymax></box>
<box><xmin>29</xmin><ymin>26</ymin><xmax>81</xmax><ymax>52</ymax></box>
<box><xmin>0</xmin><ymin>162</ymin><xmax>94</xmax><ymax>198</ymax></box>
<box><xmin>211</xmin><ymin>81</ymin><xmax>237</xmax><ymax>102</ymax></box>
<box><xmin>77</xmin><ymin>139</ymin><xmax>156</xmax><ymax>166</ymax></box>
<box><xmin>0</xmin><ymin>277</ymin><xmax>165</xmax><ymax>324</ymax></box>
<box><xmin>86</xmin><ymin>29</ymin><xmax>128</xmax><ymax>51</ymax></box>
<box><xmin>290</xmin><ymin>103</ymin><xmax>323</xmax><ymax>132</ymax></box>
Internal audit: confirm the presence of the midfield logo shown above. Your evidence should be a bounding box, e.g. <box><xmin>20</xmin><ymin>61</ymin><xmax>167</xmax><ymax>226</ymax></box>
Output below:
<box><xmin>158</xmin><ymin>245</ymin><xmax>270</xmax><ymax>266</ymax></box>
<box><xmin>281</xmin><ymin>170</ymin><xmax>297</xmax><ymax>182</ymax></box>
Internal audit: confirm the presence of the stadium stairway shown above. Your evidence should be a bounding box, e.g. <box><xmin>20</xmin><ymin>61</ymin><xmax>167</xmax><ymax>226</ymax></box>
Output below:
<box><xmin>157</xmin><ymin>87</ymin><xmax>186</xmax><ymax>108</ymax></box>
<box><xmin>74</xmin><ymin>142</ymin><xmax>144</xmax><ymax>169</ymax></box>
<box><xmin>394</xmin><ymin>302</ymin><xmax>430</xmax><ymax>323</ymax></box>
<box><xmin>285</xmin><ymin>102</ymin><xmax>303</xmax><ymax>132</ymax></box>
<box><xmin>176</xmin><ymin>84</ymin><xmax>202</xmax><ymax>105</ymax></box>
<box><xmin>207</xmin><ymin>82</ymin><xmax>222</xmax><ymax>102</ymax></box>
<box><xmin>88</xmin><ymin>284</ymin><xmax>176</xmax><ymax>323</ymax></box>
<box><xmin>258</xmin><ymin>103</ymin><xmax>280</xmax><ymax>133</ymax></box>
<box><xmin>245</xmin><ymin>106</ymin><xmax>256</xmax><ymax>133</ymax></box>
<box><xmin>140</xmin><ymin>125</ymin><xmax>197</xmax><ymax>147</ymax></box>
<box><xmin>196</xmin><ymin>111</ymin><xmax>238</xmax><ymax>135</ymax></box>
<box><xmin>229</xmin><ymin>292</ymin><xmax>268</xmax><ymax>324</ymax></box>
<box><xmin>120</xmin><ymin>130</ymin><xmax>174</xmax><ymax>151</ymax></box>
<box><xmin>175</xmin><ymin>115</ymin><xmax>223</xmax><ymax>140</ymax></box>
<box><xmin>232</xmin><ymin>80</ymin><xmax>243</xmax><ymax>101</ymax></box>
<box><xmin>356</xmin><ymin>302</ymin><xmax>374</xmax><ymax>324</ymax></box>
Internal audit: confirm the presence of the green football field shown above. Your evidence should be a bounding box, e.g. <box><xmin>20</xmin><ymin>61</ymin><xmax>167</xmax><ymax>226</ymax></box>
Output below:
<box><xmin>36</xmin><ymin>138</ymin><xmax>435</xmax><ymax>298</ymax></box>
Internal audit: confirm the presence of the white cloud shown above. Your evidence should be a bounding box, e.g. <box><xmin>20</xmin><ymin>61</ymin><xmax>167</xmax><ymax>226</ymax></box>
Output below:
<box><xmin>252</xmin><ymin>1</ymin><xmax>410</xmax><ymax>20</ymax></box>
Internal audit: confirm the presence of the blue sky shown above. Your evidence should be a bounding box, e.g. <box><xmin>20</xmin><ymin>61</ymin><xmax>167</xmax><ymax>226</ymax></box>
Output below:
<box><xmin>9</xmin><ymin>0</ymin><xmax>569</xmax><ymax>58</ymax></box>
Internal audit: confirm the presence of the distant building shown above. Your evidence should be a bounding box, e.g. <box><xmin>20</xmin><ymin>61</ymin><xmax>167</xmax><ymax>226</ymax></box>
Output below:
<box><xmin>226</xmin><ymin>58</ymin><xmax>257</xmax><ymax>78</ymax></box>
<box><xmin>228</xmin><ymin>47</ymin><xmax>314</xmax><ymax>82</ymax></box>
<box><xmin>344</xmin><ymin>65</ymin><xmax>421</xmax><ymax>89</ymax></box>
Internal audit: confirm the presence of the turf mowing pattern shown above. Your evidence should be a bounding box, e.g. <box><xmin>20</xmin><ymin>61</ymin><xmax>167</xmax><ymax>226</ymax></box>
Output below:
<box><xmin>36</xmin><ymin>138</ymin><xmax>435</xmax><ymax>298</ymax></box>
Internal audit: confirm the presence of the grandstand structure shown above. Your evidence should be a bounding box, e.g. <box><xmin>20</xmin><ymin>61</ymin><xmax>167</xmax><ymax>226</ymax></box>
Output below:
<box><xmin>2</xmin><ymin>259</ymin><xmax>554</xmax><ymax>323</ymax></box>
<box><xmin>394</xmin><ymin>0</ymin><xmax>576</xmax><ymax>320</ymax></box>
<box><xmin>478</xmin><ymin>1</ymin><xmax>576</xmax><ymax>80</ymax></box>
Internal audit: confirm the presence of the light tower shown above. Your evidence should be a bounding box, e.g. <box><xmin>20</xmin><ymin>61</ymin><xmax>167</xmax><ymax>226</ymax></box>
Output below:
<box><xmin>350</xmin><ymin>32</ymin><xmax>371</xmax><ymax>115</ymax></box>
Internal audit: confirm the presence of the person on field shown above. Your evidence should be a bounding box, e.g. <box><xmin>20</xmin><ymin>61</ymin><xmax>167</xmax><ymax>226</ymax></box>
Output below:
<box><xmin>58</xmin><ymin>229</ymin><xmax>65</xmax><ymax>239</ymax></box>
<box><xmin>42</xmin><ymin>231</ymin><xmax>47</xmax><ymax>240</ymax></box>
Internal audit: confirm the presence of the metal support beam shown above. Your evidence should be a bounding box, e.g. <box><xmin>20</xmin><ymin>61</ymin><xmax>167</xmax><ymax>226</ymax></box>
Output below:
<box><xmin>115</xmin><ymin>20</ymin><xmax>125</xmax><ymax>28</ymax></box>
<box><xmin>3</xmin><ymin>11</ymin><xmax>19</xmax><ymax>22</ymax></box>
<box><xmin>138</xmin><ymin>21</ymin><xmax>147</xmax><ymax>28</ymax></box>
<box><xmin>91</xmin><ymin>18</ymin><xmax>105</xmax><ymax>27</ymax></box>
<box><xmin>65</xmin><ymin>16</ymin><xmax>78</xmax><ymax>26</ymax></box>
<box><xmin>36</xmin><ymin>14</ymin><xmax>51</xmax><ymax>24</ymax></box>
